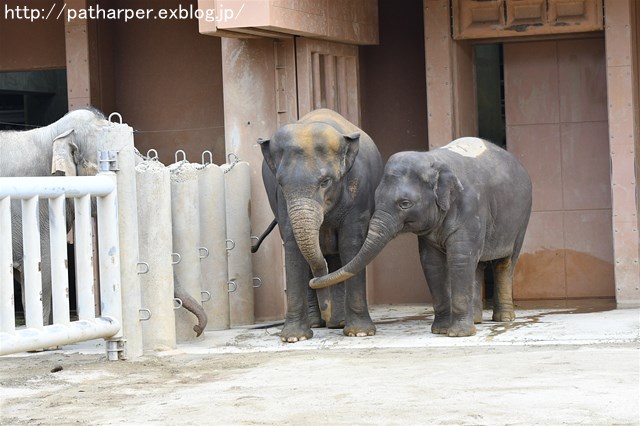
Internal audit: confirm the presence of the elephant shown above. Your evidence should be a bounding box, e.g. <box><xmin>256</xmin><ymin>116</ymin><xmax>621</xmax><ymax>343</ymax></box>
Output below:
<box><xmin>259</xmin><ymin>108</ymin><xmax>383</xmax><ymax>342</ymax></box>
<box><xmin>0</xmin><ymin>108</ymin><xmax>111</xmax><ymax>325</ymax></box>
<box><xmin>310</xmin><ymin>137</ymin><xmax>532</xmax><ymax>337</ymax></box>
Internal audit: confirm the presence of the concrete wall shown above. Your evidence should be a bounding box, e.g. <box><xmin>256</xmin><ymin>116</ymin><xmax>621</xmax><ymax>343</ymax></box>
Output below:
<box><xmin>220</xmin><ymin>38</ymin><xmax>292</xmax><ymax>321</ymax></box>
<box><xmin>604</xmin><ymin>0</ymin><xmax>640</xmax><ymax>306</ymax></box>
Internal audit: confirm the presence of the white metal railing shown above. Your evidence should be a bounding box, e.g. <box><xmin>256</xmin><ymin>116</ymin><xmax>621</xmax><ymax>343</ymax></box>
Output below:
<box><xmin>0</xmin><ymin>173</ymin><xmax>124</xmax><ymax>359</ymax></box>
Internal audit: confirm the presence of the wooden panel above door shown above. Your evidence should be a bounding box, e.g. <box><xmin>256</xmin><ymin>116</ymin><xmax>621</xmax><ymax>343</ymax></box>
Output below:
<box><xmin>452</xmin><ymin>0</ymin><xmax>604</xmax><ymax>40</ymax></box>
<box><xmin>296</xmin><ymin>38</ymin><xmax>360</xmax><ymax>125</ymax></box>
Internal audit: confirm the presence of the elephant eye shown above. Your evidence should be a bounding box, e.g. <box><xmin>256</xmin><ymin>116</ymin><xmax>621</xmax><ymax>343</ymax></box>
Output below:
<box><xmin>319</xmin><ymin>177</ymin><xmax>332</xmax><ymax>189</ymax></box>
<box><xmin>398</xmin><ymin>200</ymin><xmax>414</xmax><ymax>210</ymax></box>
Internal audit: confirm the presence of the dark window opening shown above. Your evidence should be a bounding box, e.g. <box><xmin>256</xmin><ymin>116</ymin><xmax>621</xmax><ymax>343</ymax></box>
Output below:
<box><xmin>0</xmin><ymin>69</ymin><xmax>68</xmax><ymax>130</ymax></box>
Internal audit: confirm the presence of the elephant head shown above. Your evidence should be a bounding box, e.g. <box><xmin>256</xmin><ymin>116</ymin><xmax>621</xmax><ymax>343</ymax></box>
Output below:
<box><xmin>310</xmin><ymin>152</ymin><xmax>464</xmax><ymax>288</ymax></box>
<box><xmin>48</xmin><ymin>108</ymin><xmax>108</xmax><ymax>177</ymax></box>
<box><xmin>258</xmin><ymin>122</ymin><xmax>361</xmax><ymax>277</ymax></box>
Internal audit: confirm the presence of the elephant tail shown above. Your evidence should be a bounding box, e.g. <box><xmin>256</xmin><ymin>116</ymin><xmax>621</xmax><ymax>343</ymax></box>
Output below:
<box><xmin>174</xmin><ymin>274</ymin><xmax>208</xmax><ymax>337</ymax></box>
<box><xmin>251</xmin><ymin>218</ymin><xmax>278</xmax><ymax>253</ymax></box>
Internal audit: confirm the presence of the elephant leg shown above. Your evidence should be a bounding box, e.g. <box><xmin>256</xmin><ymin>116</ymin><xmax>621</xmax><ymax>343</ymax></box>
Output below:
<box><xmin>307</xmin><ymin>286</ymin><xmax>324</xmax><ymax>328</ymax></box>
<box><xmin>40</xmin><ymin>242</ymin><xmax>53</xmax><ymax>325</ymax></box>
<box><xmin>419</xmin><ymin>237</ymin><xmax>450</xmax><ymax>335</ymax></box>
<box><xmin>492</xmin><ymin>256</ymin><xmax>516</xmax><ymax>322</ymax></box>
<box><xmin>280</xmin><ymin>239</ymin><xmax>314</xmax><ymax>342</ymax></box>
<box><xmin>315</xmin><ymin>254</ymin><xmax>345</xmax><ymax>329</ymax></box>
<box><xmin>447</xmin><ymin>240</ymin><xmax>478</xmax><ymax>337</ymax></box>
<box><xmin>474</xmin><ymin>263</ymin><xmax>486</xmax><ymax>324</ymax></box>
<box><xmin>338</xmin><ymin>222</ymin><xmax>375</xmax><ymax>338</ymax></box>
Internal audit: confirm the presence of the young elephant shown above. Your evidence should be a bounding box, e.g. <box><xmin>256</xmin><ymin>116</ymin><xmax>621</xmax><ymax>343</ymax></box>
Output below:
<box><xmin>259</xmin><ymin>109</ymin><xmax>383</xmax><ymax>342</ymax></box>
<box><xmin>311</xmin><ymin>137</ymin><xmax>532</xmax><ymax>337</ymax></box>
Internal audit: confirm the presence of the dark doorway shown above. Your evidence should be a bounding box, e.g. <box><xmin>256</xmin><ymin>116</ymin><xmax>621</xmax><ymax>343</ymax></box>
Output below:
<box><xmin>475</xmin><ymin>44</ymin><xmax>506</xmax><ymax>149</ymax></box>
<box><xmin>475</xmin><ymin>43</ymin><xmax>507</xmax><ymax>302</ymax></box>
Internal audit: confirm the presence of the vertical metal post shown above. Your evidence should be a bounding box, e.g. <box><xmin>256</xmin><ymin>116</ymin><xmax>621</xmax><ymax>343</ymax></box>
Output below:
<box><xmin>21</xmin><ymin>196</ymin><xmax>44</xmax><ymax>329</ymax></box>
<box><xmin>97</xmin><ymin>172</ymin><xmax>124</xmax><ymax>360</ymax></box>
<box><xmin>49</xmin><ymin>195</ymin><xmax>71</xmax><ymax>324</ymax></box>
<box><xmin>74</xmin><ymin>194</ymin><xmax>94</xmax><ymax>321</ymax></box>
<box><xmin>98</xmin><ymin>124</ymin><xmax>143</xmax><ymax>358</ymax></box>
<box><xmin>0</xmin><ymin>196</ymin><xmax>15</xmax><ymax>333</ymax></box>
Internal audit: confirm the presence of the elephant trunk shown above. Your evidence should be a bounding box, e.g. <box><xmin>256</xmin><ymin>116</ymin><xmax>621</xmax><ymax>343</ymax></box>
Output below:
<box><xmin>310</xmin><ymin>210</ymin><xmax>399</xmax><ymax>289</ymax></box>
<box><xmin>287</xmin><ymin>198</ymin><xmax>328</xmax><ymax>277</ymax></box>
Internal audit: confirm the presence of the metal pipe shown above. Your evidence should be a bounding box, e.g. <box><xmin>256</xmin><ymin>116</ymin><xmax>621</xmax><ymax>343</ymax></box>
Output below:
<box><xmin>49</xmin><ymin>195</ymin><xmax>70</xmax><ymax>325</ymax></box>
<box><xmin>21</xmin><ymin>196</ymin><xmax>43</xmax><ymax>329</ymax></box>
<box><xmin>0</xmin><ymin>175</ymin><xmax>115</xmax><ymax>199</ymax></box>
<box><xmin>0</xmin><ymin>317</ymin><xmax>120</xmax><ymax>356</ymax></box>
<box><xmin>0</xmin><ymin>196</ymin><xmax>15</xmax><ymax>333</ymax></box>
<box><xmin>103</xmin><ymin>127</ymin><xmax>144</xmax><ymax>358</ymax></box>
<box><xmin>74</xmin><ymin>194</ymin><xmax>94</xmax><ymax>321</ymax></box>
<box><xmin>96</xmin><ymin>173</ymin><xmax>124</xmax><ymax>343</ymax></box>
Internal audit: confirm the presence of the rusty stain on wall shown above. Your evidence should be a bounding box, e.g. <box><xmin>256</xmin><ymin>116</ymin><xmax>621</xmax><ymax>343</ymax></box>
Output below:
<box><xmin>514</xmin><ymin>249</ymin><xmax>614</xmax><ymax>300</ymax></box>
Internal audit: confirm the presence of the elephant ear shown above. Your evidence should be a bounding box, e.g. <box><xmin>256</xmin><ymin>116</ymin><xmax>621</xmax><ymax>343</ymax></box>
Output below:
<box><xmin>430</xmin><ymin>161</ymin><xmax>464</xmax><ymax>211</ymax></box>
<box><xmin>51</xmin><ymin>129</ymin><xmax>79</xmax><ymax>176</ymax></box>
<box><xmin>342</xmin><ymin>132</ymin><xmax>360</xmax><ymax>173</ymax></box>
<box><xmin>257</xmin><ymin>137</ymin><xmax>277</xmax><ymax>174</ymax></box>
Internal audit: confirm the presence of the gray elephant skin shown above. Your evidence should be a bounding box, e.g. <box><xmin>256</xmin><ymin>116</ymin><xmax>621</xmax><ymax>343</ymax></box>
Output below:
<box><xmin>311</xmin><ymin>137</ymin><xmax>532</xmax><ymax>337</ymax></box>
<box><xmin>259</xmin><ymin>109</ymin><xmax>383</xmax><ymax>342</ymax></box>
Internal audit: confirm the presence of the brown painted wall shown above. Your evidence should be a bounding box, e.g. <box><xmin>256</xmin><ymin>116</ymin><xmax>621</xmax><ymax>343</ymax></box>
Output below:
<box><xmin>360</xmin><ymin>0</ymin><xmax>431</xmax><ymax>304</ymax></box>
<box><xmin>108</xmin><ymin>0</ymin><xmax>225</xmax><ymax>165</ymax></box>
<box><xmin>360</xmin><ymin>0</ymin><xmax>428</xmax><ymax>160</ymax></box>
<box><xmin>0</xmin><ymin>0</ymin><xmax>66</xmax><ymax>71</ymax></box>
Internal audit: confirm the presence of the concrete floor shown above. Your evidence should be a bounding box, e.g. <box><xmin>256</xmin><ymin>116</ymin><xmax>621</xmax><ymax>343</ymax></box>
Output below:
<box><xmin>1</xmin><ymin>303</ymin><xmax>639</xmax><ymax>425</ymax></box>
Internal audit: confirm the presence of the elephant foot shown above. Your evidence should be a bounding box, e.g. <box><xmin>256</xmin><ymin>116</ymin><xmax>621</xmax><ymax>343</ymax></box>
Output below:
<box><xmin>309</xmin><ymin>314</ymin><xmax>326</xmax><ymax>329</ymax></box>
<box><xmin>493</xmin><ymin>309</ymin><xmax>516</xmax><ymax>322</ymax></box>
<box><xmin>280</xmin><ymin>321</ymin><xmax>313</xmax><ymax>343</ymax></box>
<box><xmin>431</xmin><ymin>315</ymin><xmax>450</xmax><ymax>334</ymax></box>
<box><xmin>344</xmin><ymin>316</ymin><xmax>376</xmax><ymax>337</ymax></box>
<box><xmin>447</xmin><ymin>320</ymin><xmax>476</xmax><ymax>337</ymax></box>
<box><xmin>474</xmin><ymin>310</ymin><xmax>483</xmax><ymax>324</ymax></box>
<box><xmin>326</xmin><ymin>319</ymin><xmax>345</xmax><ymax>329</ymax></box>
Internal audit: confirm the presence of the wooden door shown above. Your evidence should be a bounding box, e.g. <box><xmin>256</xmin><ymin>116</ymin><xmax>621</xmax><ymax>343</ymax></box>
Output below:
<box><xmin>295</xmin><ymin>38</ymin><xmax>360</xmax><ymax>125</ymax></box>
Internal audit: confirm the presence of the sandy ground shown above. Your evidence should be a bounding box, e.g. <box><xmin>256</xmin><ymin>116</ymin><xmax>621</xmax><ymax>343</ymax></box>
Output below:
<box><xmin>1</xmin><ymin>304</ymin><xmax>639</xmax><ymax>425</ymax></box>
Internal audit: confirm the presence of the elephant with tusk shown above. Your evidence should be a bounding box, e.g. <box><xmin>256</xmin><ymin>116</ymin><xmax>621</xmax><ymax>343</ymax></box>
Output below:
<box><xmin>259</xmin><ymin>109</ymin><xmax>383</xmax><ymax>342</ymax></box>
<box><xmin>311</xmin><ymin>137</ymin><xmax>532</xmax><ymax>337</ymax></box>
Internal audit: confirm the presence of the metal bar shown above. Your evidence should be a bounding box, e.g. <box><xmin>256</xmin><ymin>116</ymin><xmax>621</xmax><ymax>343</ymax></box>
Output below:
<box><xmin>49</xmin><ymin>195</ymin><xmax>70</xmax><ymax>325</ymax></box>
<box><xmin>0</xmin><ymin>318</ymin><xmax>120</xmax><ymax>355</ymax></box>
<box><xmin>21</xmin><ymin>196</ymin><xmax>43</xmax><ymax>329</ymax></box>
<box><xmin>0</xmin><ymin>196</ymin><xmax>15</xmax><ymax>333</ymax></box>
<box><xmin>96</xmin><ymin>173</ymin><xmax>124</xmax><ymax>344</ymax></box>
<box><xmin>74</xmin><ymin>194</ymin><xmax>94</xmax><ymax>321</ymax></box>
<box><xmin>0</xmin><ymin>175</ymin><xmax>116</xmax><ymax>199</ymax></box>
<box><xmin>102</xmin><ymin>128</ymin><xmax>143</xmax><ymax>358</ymax></box>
